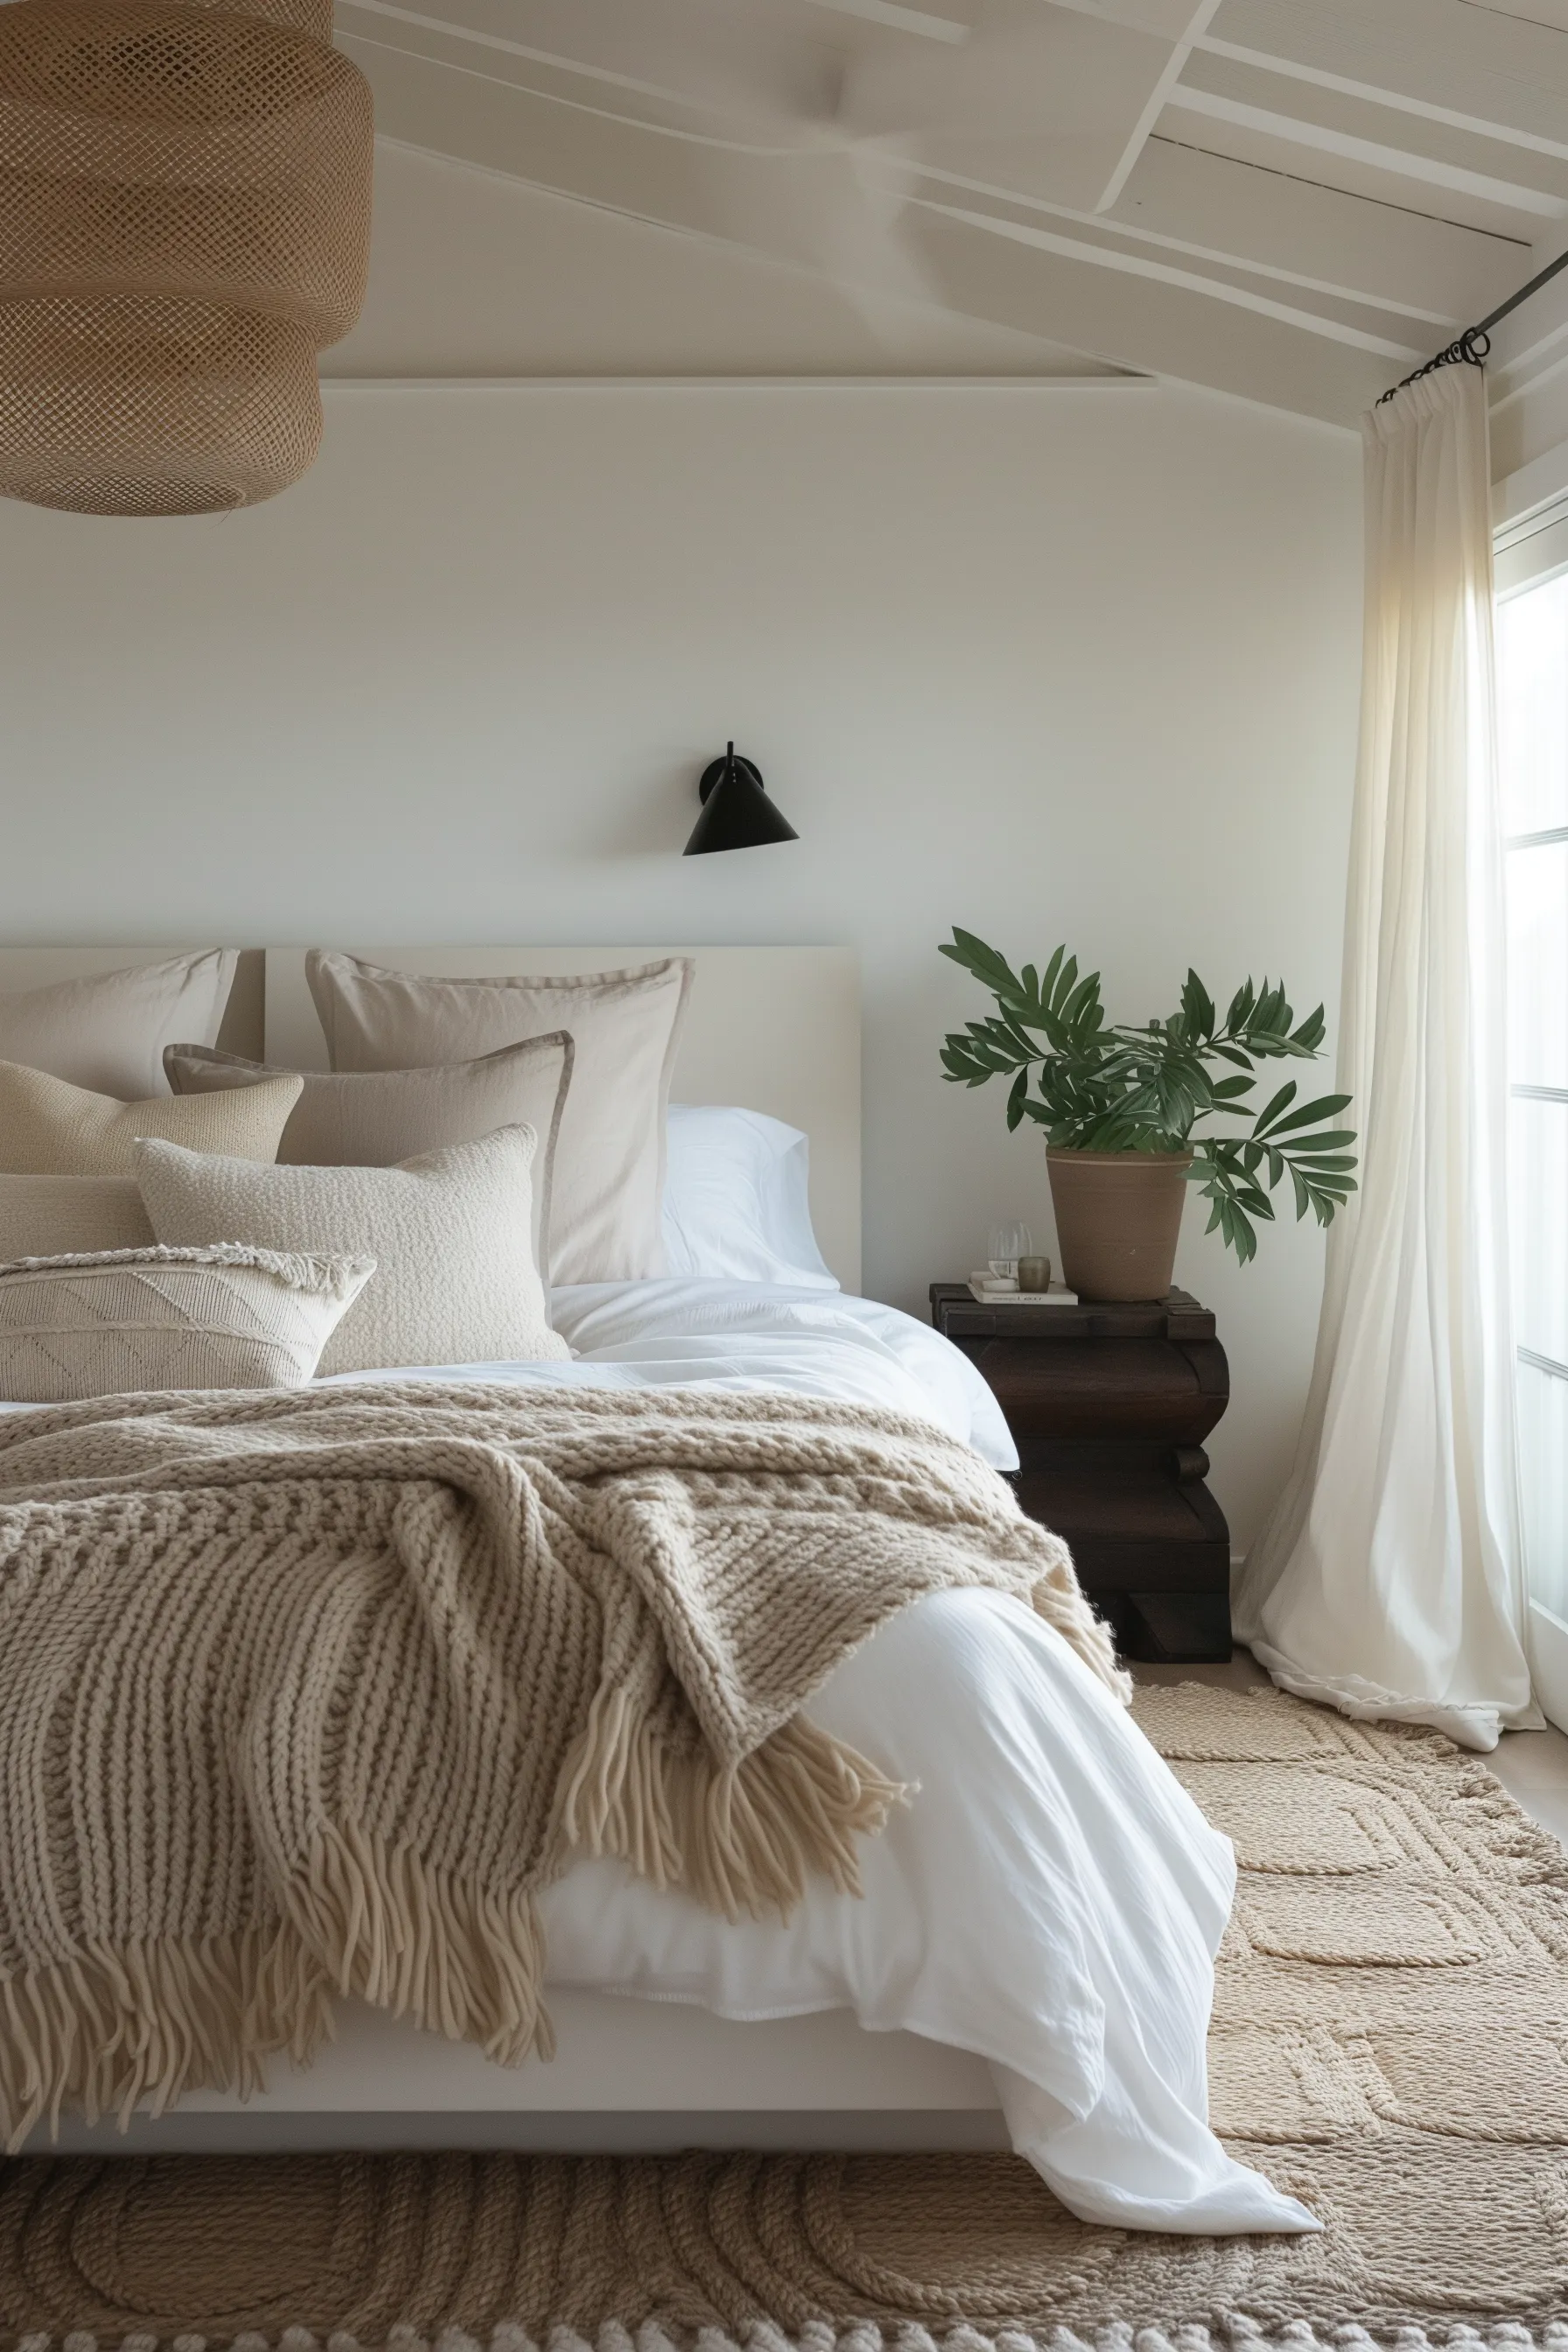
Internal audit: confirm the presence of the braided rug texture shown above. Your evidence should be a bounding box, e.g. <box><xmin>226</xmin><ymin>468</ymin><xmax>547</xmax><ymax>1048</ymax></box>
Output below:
<box><xmin>2</xmin><ymin>1684</ymin><xmax>1566</xmax><ymax>2347</ymax></box>
<box><xmin>0</xmin><ymin>1382</ymin><xmax>1118</xmax><ymax>2150</ymax></box>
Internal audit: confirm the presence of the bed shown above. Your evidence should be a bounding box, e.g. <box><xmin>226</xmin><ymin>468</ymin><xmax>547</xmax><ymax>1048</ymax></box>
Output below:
<box><xmin>0</xmin><ymin>945</ymin><xmax>1314</xmax><ymax>2240</ymax></box>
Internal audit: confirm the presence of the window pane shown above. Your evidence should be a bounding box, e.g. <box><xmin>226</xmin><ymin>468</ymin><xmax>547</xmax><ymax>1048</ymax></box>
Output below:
<box><xmin>1518</xmin><ymin>1362</ymin><xmax>1568</xmax><ymax>1621</ymax></box>
<box><xmin>1498</xmin><ymin>570</ymin><xmax>1568</xmax><ymax>836</ymax></box>
<box><xmin>1507</xmin><ymin>839</ymin><xmax>1568</xmax><ymax>1089</ymax></box>
<box><xmin>1511</xmin><ymin>1096</ymin><xmax>1568</xmax><ymax>1368</ymax></box>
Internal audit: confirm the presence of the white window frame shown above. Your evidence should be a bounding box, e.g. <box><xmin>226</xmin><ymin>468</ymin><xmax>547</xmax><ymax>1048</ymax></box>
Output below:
<box><xmin>1495</xmin><ymin>483</ymin><xmax>1568</xmax><ymax>1726</ymax></box>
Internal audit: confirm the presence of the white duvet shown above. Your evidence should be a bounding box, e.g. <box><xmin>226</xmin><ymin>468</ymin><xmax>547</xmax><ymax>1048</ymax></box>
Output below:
<box><xmin>317</xmin><ymin>1278</ymin><xmax>1315</xmax><ymax>2238</ymax></box>
<box><xmin>324</xmin><ymin>1279</ymin><xmax>1020</xmax><ymax>1472</ymax></box>
<box><xmin>0</xmin><ymin>1278</ymin><xmax>1314</xmax><ymax>2236</ymax></box>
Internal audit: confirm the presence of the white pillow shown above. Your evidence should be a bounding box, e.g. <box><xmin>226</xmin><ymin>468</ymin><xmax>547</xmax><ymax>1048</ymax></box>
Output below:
<box><xmin>661</xmin><ymin>1105</ymin><xmax>836</xmax><ymax>1289</ymax></box>
<box><xmin>0</xmin><ymin>1244</ymin><xmax>374</xmax><ymax>1402</ymax></box>
<box><xmin>135</xmin><ymin>1126</ymin><xmax>569</xmax><ymax>1376</ymax></box>
<box><xmin>0</xmin><ymin>951</ymin><xmax>237</xmax><ymax>1098</ymax></box>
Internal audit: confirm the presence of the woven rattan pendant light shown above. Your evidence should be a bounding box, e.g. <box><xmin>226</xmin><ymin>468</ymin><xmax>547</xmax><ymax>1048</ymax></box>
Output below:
<box><xmin>0</xmin><ymin>0</ymin><xmax>373</xmax><ymax>514</ymax></box>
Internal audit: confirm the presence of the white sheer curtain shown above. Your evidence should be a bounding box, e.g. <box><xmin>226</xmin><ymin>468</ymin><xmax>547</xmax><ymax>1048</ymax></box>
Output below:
<box><xmin>1234</xmin><ymin>362</ymin><xmax>1539</xmax><ymax>1752</ymax></box>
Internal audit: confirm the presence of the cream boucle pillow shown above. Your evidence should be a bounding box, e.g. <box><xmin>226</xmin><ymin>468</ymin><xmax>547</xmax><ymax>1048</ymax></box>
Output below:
<box><xmin>136</xmin><ymin>1125</ymin><xmax>568</xmax><ymax>1376</ymax></box>
<box><xmin>0</xmin><ymin>1062</ymin><xmax>303</xmax><ymax>1176</ymax></box>
<box><xmin>0</xmin><ymin>1173</ymin><xmax>154</xmax><ymax>1261</ymax></box>
<box><xmin>0</xmin><ymin>1244</ymin><xmax>375</xmax><ymax>1403</ymax></box>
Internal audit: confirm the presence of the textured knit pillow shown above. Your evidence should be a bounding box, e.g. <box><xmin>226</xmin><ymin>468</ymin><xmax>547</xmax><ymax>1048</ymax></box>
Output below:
<box><xmin>0</xmin><ymin>1173</ymin><xmax>155</xmax><ymax>1261</ymax></box>
<box><xmin>164</xmin><ymin>1032</ymin><xmax>574</xmax><ymax>1270</ymax></box>
<box><xmin>0</xmin><ymin>951</ymin><xmax>237</xmax><ymax>1098</ymax></box>
<box><xmin>0</xmin><ymin>1244</ymin><xmax>375</xmax><ymax>1403</ymax></box>
<box><xmin>305</xmin><ymin>951</ymin><xmax>693</xmax><ymax>1285</ymax></box>
<box><xmin>136</xmin><ymin>1126</ymin><xmax>568</xmax><ymax>1376</ymax></box>
<box><xmin>0</xmin><ymin>1062</ymin><xmax>302</xmax><ymax>1176</ymax></box>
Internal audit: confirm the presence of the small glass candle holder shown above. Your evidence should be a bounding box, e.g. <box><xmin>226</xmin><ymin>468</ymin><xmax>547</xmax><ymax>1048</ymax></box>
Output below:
<box><xmin>1018</xmin><ymin>1254</ymin><xmax>1052</xmax><ymax>1292</ymax></box>
<box><xmin>987</xmin><ymin>1222</ymin><xmax>1032</xmax><ymax>1283</ymax></box>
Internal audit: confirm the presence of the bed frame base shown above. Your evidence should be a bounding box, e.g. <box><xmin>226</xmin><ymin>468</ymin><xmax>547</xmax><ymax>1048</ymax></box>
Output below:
<box><xmin>38</xmin><ymin>2110</ymin><xmax>1012</xmax><ymax>2156</ymax></box>
<box><xmin>23</xmin><ymin>1998</ymin><xmax>1009</xmax><ymax>2159</ymax></box>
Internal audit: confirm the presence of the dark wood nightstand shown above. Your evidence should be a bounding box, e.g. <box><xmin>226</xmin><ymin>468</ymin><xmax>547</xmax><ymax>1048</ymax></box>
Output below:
<box><xmin>929</xmin><ymin>1283</ymin><xmax>1232</xmax><ymax>1664</ymax></box>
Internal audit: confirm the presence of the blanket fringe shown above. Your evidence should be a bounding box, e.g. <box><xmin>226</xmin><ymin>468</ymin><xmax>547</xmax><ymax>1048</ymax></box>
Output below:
<box><xmin>0</xmin><ymin>1924</ymin><xmax>332</xmax><ymax>2152</ymax></box>
<box><xmin>278</xmin><ymin>1823</ymin><xmax>554</xmax><ymax>2068</ymax></box>
<box><xmin>10</xmin><ymin>2320</ymin><xmax>1568</xmax><ymax>2352</ymax></box>
<box><xmin>556</xmin><ymin>1696</ymin><xmax>909</xmax><ymax>1921</ymax></box>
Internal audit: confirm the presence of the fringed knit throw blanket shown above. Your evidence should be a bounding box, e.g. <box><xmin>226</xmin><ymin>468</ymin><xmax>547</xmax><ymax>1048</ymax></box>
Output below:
<box><xmin>0</xmin><ymin>1381</ymin><xmax>1124</xmax><ymax>2148</ymax></box>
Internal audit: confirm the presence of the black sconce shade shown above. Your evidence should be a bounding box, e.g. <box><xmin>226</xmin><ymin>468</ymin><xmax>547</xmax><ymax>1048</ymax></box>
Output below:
<box><xmin>683</xmin><ymin>744</ymin><xmax>800</xmax><ymax>856</ymax></box>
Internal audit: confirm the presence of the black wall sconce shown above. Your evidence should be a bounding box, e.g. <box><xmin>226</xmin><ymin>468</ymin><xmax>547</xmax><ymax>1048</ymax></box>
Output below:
<box><xmin>683</xmin><ymin>743</ymin><xmax>800</xmax><ymax>857</ymax></box>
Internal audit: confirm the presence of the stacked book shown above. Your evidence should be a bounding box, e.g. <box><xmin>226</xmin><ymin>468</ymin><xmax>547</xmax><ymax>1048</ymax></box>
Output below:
<box><xmin>968</xmin><ymin>1272</ymin><xmax>1079</xmax><ymax>1306</ymax></box>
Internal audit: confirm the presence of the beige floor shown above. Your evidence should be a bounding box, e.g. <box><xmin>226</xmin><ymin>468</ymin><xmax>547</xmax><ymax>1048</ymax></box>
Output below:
<box><xmin>1136</xmin><ymin>1648</ymin><xmax>1568</xmax><ymax>1849</ymax></box>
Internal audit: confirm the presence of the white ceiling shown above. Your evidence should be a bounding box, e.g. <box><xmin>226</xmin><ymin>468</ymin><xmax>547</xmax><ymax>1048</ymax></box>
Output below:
<box><xmin>330</xmin><ymin>0</ymin><xmax>1568</xmax><ymax>425</ymax></box>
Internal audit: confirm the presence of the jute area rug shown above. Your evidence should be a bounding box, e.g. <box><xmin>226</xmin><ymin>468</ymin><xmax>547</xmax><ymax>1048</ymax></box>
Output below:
<box><xmin>4</xmin><ymin>1684</ymin><xmax>1567</xmax><ymax>2352</ymax></box>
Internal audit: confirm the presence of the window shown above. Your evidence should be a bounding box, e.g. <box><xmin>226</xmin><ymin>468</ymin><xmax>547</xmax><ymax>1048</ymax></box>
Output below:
<box><xmin>1498</xmin><ymin>565</ymin><xmax>1568</xmax><ymax>1673</ymax></box>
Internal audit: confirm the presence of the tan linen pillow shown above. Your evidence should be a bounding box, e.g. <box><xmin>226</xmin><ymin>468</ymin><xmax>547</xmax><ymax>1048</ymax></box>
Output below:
<box><xmin>164</xmin><ymin>1032</ymin><xmax>574</xmax><ymax>1272</ymax></box>
<box><xmin>0</xmin><ymin>1244</ymin><xmax>375</xmax><ymax>1403</ymax></box>
<box><xmin>0</xmin><ymin>1173</ymin><xmax>154</xmax><ymax>1259</ymax></box>
<box><xmin>0</xmin><ymin>1062</ymin><xmax>302</xmax><ymax>1176</ymax></box>
<box><xmin>306</xmin><ymin>951</ymin><xmax>693</xmax><ymax>1286</ymax></box>
<box><xmin>136</xmin><ymin>1127</ymin><xmax>568</xmax><ymax>1376</ymax></box>
<box><xmin>0</xmin><ymin>951</ymin><xmax>237</xmax><ymax>1098</ymax></box>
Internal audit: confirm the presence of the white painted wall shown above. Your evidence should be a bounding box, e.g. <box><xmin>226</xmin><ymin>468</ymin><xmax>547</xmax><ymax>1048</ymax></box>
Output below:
<box><xmin>0</xmin><ymin>378</ymin><xmax>1362</xmax><ymax>1546</ymax></box>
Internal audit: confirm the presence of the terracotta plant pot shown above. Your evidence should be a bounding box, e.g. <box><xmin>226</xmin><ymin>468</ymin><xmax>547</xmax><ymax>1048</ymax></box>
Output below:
<box><xmin>1046</xmin><ymin>1148</ymin><xmax>1194</xmax><ymax>1302</ymax></box>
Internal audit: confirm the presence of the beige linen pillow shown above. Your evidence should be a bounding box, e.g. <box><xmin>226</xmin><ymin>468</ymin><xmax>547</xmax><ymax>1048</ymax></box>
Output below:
<box><xmin>136</xmin><ymin>1127</ymin><xmax>568</xmax><ymax>1376</ymax></box>
<box><xmin>306</xmin><ymin>951</ymin><xmax>693</xmax><ymax>1286</ymax></box>
<box><xmin>0</xmin><ymin>1244</ymin><xmax>375</xmax><ymax>1403</ymax></box>
<box><xmin>0</xmin><ymin>951</ymin><xmax>237</xmax><ymax>1098</ymax></box>
<box><xmin>0</xmin><ymin>1061</ymin><xmax>302</xmax><ymax>1176</ymax></box>
<box><xmin>164</xmin><ymin>1032</ymin><xmax>574</xmax><ymax>1270</ymax></box>
<box><xmin>0</xmin><ymin>1173</ymin><xmax>154</xmax><ymax>1260</ymax></box>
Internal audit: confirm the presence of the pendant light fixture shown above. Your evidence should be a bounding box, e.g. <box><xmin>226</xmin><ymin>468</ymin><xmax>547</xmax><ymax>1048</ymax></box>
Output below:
<box><xmin>0</xmin><ymin>0</ymin><xmax>373</xmax><ymax>515</ymax></box>
<box><xmin>684</xmin><ymin>744</ymin><xmax>800</xmax><ymax>856</ymax></box>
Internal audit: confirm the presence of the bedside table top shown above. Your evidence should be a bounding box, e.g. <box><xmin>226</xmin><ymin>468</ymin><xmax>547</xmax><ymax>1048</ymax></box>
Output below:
<box><xmin>929</xmin><ymin>1283</ymin><xmax>1216</xmax><ymax>1343</ymax></box>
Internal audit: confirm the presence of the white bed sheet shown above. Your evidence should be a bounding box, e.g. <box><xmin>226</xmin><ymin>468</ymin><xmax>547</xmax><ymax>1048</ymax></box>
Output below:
<box><xmin>0</xmin><ymin>1281</ymin><xmax>1312</xmax><ymax>2236</ymax></box>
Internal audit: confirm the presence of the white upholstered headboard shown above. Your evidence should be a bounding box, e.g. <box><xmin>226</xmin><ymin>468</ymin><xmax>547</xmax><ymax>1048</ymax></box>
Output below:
<box><xmin>0</xmin><ymin>946</ymin><xmax>862</xmax><ymax>1291</ymax></box>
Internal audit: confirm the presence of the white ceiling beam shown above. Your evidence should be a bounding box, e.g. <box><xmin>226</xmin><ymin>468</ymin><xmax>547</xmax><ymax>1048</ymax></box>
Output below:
<box><xmin>1094</xmin><ymin>0</ymin><xmax>1222</xmax><ymax>211</ymax></box>
<box><xmin>347</xmin><ymin>30</ymin><xmax>1401</xmax><ymax>420</ymax></box>
<box><xmin>905</xmin><ymin>198</ymin><xmax>1397</xmax><ymax>412</ymax></box>
<box><xmin>1163</xmin><ymin>85</ymin><xmax>1568</xmax><ymax>220</ymax></box>
<box><xmin>836</xmin><ymin>6</ymin><xmax>1197</xmax><ymax>214</ymax></box>
<box><xmin>1112</xmin><ymin>134</ymin><xmax>1525</xmax><ymax>321</ymax></box>
<box><xmin>798</xmin><ymin>0</ymin><xmax>971</xmax><ymax>37</ymax></box>
<box><xmin>1160</xmin><ymin>102</ymin><xmax>1568</xmax><ymax>241</ymax></box>
<box><xmin>1204</xmin><ymin>0</ymin><xmax>1568</xmax><ymax>150</ymax></box>
<box><xmin>915</xmin><ymin>193</ymin><xmax>1420</xmax><ymax>351</ymax></box>
<box><xmin>1178</xmin><ymin>48</ymin><xmax>1568</xmax><ymax>201</ymax></box>
<box><xmin>1043</xmin><ymin>0</ymin><xmax>1229</xmax><ymax>32</ymax></box>
<box><xmin>1197</xmin><ymin>32</ymin><xmax>1568</xmax><ymax>162</ymax></box>
<box><xmin>906</xmin><ymin>166</ymin><xmax>1441</xmax><ymax>340</ymax></box>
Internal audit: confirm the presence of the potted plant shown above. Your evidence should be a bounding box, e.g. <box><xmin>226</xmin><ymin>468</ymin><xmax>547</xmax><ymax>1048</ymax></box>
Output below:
<box><xmin>939</xmin><ymin>929</ymin><xmax>1358</xmax><ymax>1301</ymax></box>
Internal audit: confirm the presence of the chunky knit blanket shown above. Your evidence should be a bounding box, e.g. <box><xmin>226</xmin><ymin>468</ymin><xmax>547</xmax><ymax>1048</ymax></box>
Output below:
<box><xmin>0</xmin><ymin>1381</ymin><xmax>1124</xmax><ymax>2148</ymax></box>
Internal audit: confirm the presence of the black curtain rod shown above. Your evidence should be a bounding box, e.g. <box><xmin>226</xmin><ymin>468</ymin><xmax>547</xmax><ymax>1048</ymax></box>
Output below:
<box><xmin>1377</xmin><ymin>241</ymin><xmax>1568</xmax><ymax>404</ymax></box>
